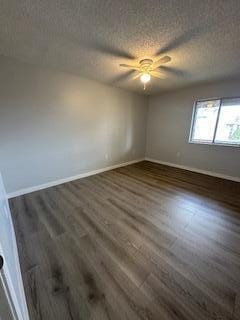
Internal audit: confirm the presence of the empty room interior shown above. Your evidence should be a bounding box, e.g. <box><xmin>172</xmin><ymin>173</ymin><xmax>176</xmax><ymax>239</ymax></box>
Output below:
<box><xmin>1</xmin><ymin>1</ymin><xmax>240</xmax><ymax>319</ymax></box>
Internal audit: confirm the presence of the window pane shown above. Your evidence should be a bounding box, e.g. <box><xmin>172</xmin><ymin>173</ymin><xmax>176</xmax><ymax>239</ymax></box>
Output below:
<box><xmin>191</xmin><ymin>100</ymin><xmax>220</xmax><ymax>142</ymax></box>
<box><xmin>215</xmin><ymin>98</ymin><xmax>240</xmax><ymax>145</ymax></box>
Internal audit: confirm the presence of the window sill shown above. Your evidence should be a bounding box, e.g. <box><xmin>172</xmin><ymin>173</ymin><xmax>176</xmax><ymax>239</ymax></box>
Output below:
<box><xmin>188</xmin><ymin>140</ymin><xmax>240</xmax><ymax>148</ymax></box>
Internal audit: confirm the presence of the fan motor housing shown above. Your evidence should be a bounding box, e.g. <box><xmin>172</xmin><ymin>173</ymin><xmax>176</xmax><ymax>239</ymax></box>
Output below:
<box><xmin>139</xmin><ymin>59</ymin><xmax>153</xmax><ymax>71</ymax></box>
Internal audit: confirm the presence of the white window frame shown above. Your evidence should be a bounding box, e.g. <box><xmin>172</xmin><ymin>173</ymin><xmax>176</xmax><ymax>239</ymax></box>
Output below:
<box><xmin>189</xmin><ymin>97</ymin><xmax>240</xmax><ymax>148</ymax></box>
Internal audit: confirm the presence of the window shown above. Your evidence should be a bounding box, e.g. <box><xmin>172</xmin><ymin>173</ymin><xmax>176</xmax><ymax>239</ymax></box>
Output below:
<box><xmin>189</xmin><ymin>97</ymin><xmax>240</xmax><ymax>146</ymax></box>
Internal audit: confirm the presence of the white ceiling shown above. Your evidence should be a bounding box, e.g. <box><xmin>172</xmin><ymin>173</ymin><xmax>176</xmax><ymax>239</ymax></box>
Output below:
<box><xmin>1</xmin><ymin>0</ymin><xmax>240</xmax><ymax>95</ymax></box>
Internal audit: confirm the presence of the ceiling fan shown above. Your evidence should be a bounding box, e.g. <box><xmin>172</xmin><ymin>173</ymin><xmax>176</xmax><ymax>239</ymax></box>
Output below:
<box><xmin>119</xmin><ymin>55</ymin><xmax>171</xmax><ymax>89</ymax></box>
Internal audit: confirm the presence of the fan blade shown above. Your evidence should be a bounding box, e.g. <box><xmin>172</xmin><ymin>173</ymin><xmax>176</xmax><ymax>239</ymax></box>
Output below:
<box><xmin>152</xmin><ymin>56</ymin><xmax>171</xmax><ymax>69</ymax></box>
<box><xmin>83</xmin><ymin>40</ymin><xmax>135</xmax><ymax>59</ymax></box>
<box><xmin>159</xmin><ymin>66</ymin><xmax>188</xmax><ymax>77</ymax></box>
<box><xmin>111</xmin><ymin>70</ymin><xmax>136</xmax><ymax>84</ymax></box>
<box><xmin>120</xmin><ymin>64</ymin><xmax>140</xmax><ymax>71</ymax></box>
<box><xmin>150</xmin><ymin>71</ymin><xmax>166</xmax><ymax>79</ymax></box>
<box><xmin>132</xmin><ymin>73</ymin><xmax>141</xmax><ymax>80</ymax></box>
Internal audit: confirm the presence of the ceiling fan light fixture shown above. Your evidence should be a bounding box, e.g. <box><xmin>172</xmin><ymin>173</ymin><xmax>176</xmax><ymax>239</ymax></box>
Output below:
<box><xmin>119</xmin><ymin>56</ymin><xmax>171</xmax><ymax>90</ymax></box>
<box><xmin>140</xmin><ymin>73</ymin><xmax>151</xmax><ymax>84</ymax></box>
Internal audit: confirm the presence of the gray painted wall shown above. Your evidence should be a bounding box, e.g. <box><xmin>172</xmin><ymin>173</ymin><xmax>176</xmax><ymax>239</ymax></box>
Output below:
<box><xmin>146</xmin><ymin>80</ymin><xmax>240</xmax><ymax>178</ymax></box>
<box><xmin>0</xmin><ymin>56</ymin><xmax>148</xmax><ymax>193</ymax></box>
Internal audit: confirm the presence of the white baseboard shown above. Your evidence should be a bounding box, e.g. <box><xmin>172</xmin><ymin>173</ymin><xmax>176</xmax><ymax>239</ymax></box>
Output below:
<box><xmin>7</xmin><ymin>157</ymin><xmax>239</xmax><ymax>198</ymax></box>
<box><xmin>145</xmin><ymin>157</ymin><xmax>240</xmax><ymax>183</ymax></box>
<box><xmin>7</xmin><ymin>158</ymin><xmax>144</xmax><ymax>199</ymax></box>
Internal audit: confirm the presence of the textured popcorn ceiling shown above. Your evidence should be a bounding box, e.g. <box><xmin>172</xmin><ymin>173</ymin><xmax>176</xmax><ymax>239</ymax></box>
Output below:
<box><xmin>1</xmin><ymin>0</ymin><xmax>240</xmax><ymax>95</ymax></box>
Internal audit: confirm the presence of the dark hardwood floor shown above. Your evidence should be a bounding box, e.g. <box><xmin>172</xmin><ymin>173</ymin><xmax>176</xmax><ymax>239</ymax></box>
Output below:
<box><xmin>9</xmin><ymin>161</ymin><xmax>240</xmax><ymax>320</ymax></box>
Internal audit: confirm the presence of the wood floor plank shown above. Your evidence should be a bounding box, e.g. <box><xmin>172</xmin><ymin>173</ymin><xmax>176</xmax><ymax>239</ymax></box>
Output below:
<box><xmin>9</xmin><ymin>197</ymin><xmax>41</xmax><ymax>273</ymax></box>
<box><xmin>9</xmin><ymin>161</ymin><xmax>240</xmax><ymax>320</ymax></box>
<box><xmin>140</xmin><ymin>272</ymin><xmax>232</xmax><ymax>320</ymax></box>
<box><xmin>68</xmin><ymin>233</ymin><xmax>164</xmax><ymax>320</ymax></box>
<box><xmin>233</xmin><ymin>294</ymin><xmax>240</xmax><ymax>319</ymax></box>
<box><xmin>132</xmin><ymin>241</ymin><xmax>235</xmax><ymax>318</ymax></box>
<box><xmin>23</xmin><ymin>267</ymin><xmax>55</xmax><ymax>320</ymax></box>
<box><xmin>56</xmin><ymin>233</ymin><xmax>127</xmax><ymax>320</ymax></box>
<box><xmin>30</xmin><ymin>227</ymin><xmax>91</xmax><ymax>319</ymax></box>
